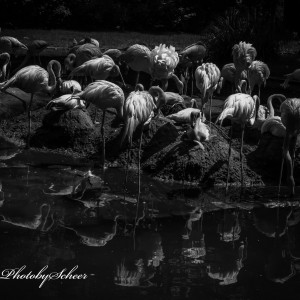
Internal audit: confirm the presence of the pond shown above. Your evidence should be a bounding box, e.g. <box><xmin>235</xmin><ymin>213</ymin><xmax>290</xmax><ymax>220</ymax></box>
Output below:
<box><xmin>0</xmin><ymin>150</ymin><xmax>300</xmax><ymax>300</ymax></box>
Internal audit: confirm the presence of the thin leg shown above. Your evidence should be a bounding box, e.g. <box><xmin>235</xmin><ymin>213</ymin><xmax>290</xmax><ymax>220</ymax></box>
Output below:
<box><xmin>226</xmin><ymin>126</ymin><xmax>233</xmax><ymax>195</ymax></box>
<box><xmin>26</xmin><ymin>93</ymin><xmax>34</xmax><ymax>148</ymax></box>
<box><xmin>38</xmin><ymin>55</ymin><xmax>42</xmax><ymax>66</ymax></box>
<box><xmin>101</xmin><ymin>110</ymin><xmax>106</xmax><ymax>171</ymax></box>
<box><xmin>135</xmin><ymin>72</ymin><xmax>140</xmax><ymax>86</ymax></box>
<box><xmin>135</xmin><ymin>125</ymin><xmax>144</xmax><ymax>227</ymax></box>
<box><xmin>240</xmin><ymin>124</ymin><xmax>245</xmax><ymax>194</ymax></box>
<box><xmin>191</xmin><ymin>67</ymin><xmax>194</xmax><ymax>96</ymax></box>
<box><xmin>290</xmin><ymin>135</ymin><xmax>297</xmax><ymax>171</ymax></box>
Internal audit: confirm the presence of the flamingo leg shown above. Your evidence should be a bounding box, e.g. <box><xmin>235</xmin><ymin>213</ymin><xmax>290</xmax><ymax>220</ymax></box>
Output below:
<box><xmin>240</xmin><ymin>124</ymin><xmax>245</xmax><ymax>193</ymax></box>
<box><xmin>135</xmin><ymin>71</ymin><xmax>140</xmax><ymax>86</ymax></box>
<box><xmin>101</xmin><ymin>110</ymin><xmax>106</xmax><ymax>171</ymax></box>
<box><xmin>26</xmin><ymin>93</ymin><xmax>34</xmax><ymax>148</ymax></box>
<box><xmin>226</xmin><ymin>126</ymin><xmax>233</xmax><ymax>195</ymax></box>
<box><xmin>135</xmin><ymin>125</ymin><xmax>144</xmax><ymax>227</ymax></box>
<box><xmin>191</xmin><ymin>66</ymin><xmax>194</xmax><ymax>96</ymax></box>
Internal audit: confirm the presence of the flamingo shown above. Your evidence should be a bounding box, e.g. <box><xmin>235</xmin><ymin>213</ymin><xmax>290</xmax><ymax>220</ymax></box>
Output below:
<box><xmin>166</xmin><ymin>104</ymin><xmax>202</xmax><ymax>124</ymax></box>
<box><xmin>261</xmin><ymin>94</ymin><xmax>286</xmax><ymax>138</ymax></box>
<box><xmin>0</xmin><ymin>60</ymin><xmax>61</xmax><ymax>147</ymax></box>
<box><xmin>11</xmin><ymin>40</ymin><xmax>48</xmax><ymax>74</ymax></box>
<box><xmin>103</xmin><ymin>48</ymin><xmax>122</xmax><ymax>64</ymax></box>
<box><xmin>0</xmin><ymin>35</ymin><xmax>28</xmax><ymax>79</ymax></box>
<box><xmin>185</xmin><ymin>110</ymin><xmax>210</xmax><ymax>150</ymax></box>
<box><xmin>64</xmin><ymin>43</ymin><xmax>102</xmax><ymax>74</ymax></box>
<box><xmin>69</xmin><ymin>55</ymin><xmax>125</xmax><ymax>86</ymax></box>
<box><xmin>121</xmin><ymin>85</ymin><xmax>166</xmax><ymax>223</ymax></box>
<box><xmin>73</xmin><ymin>80</ymin><xmax>125</xmax><ymax>168</ymax></box>
<box><xmin>217</xmin><ymin>63</ymin><xmax>247</xmax><ymax>94</ymax></box>
<box><xmin>58</xmin><ymin>79</ymin><xmax>82</xmax><ymax>95</ymax></box>
<box><xmin>178</xmin><ymin>41</ymin><xmax>206</xmax><ymax>95</ymax></box>
<box><xmin>195</xmin><ymin>62</ymin><xmax>220</xmax><ymax>130</ymax></box>
<box><xmin>119</xmin><ymin>44</ymin><xmax>152</xmax><ymax>86</ymax></box>
<box><xmin>150</xmin><ymin>44</ymin><xmax>183</xmax><ymax>94</ymax></box>
<box><xmin>278</xmin><ymin>98</ymin><xmax>300</xmax><ymax>197</ymax></box>
<box><xmin>232</xmin><ymin>41</ymin><xmax>257</xmax><ymax>90</ymax></box>
<box><xmin>0</xmin><ymin>52</ymin><xmax>10</xmax><ymax>81</ymax></box>
<box><xmin>73</xmin><ymin>36</ymin><xmax>100</xmax><ymax>48</ymax></box>
<box><xmin>216</xmin><ymin>93</ymin><xmax>260</xmax><ymax>193</ymax></box>
<box><xmin>248</xmin><ymin>60</ymin><xmax>270</xmax><ymax>98</ymax></box>
<box><xmin>280</xmin><ymin>69</ymin><xmax>300</xmax><ymax>89</ymax></box>
<box><xmin>46</xmin><ymin>94</ymin><xmax>86</xmax><ymax>111</ymax></box>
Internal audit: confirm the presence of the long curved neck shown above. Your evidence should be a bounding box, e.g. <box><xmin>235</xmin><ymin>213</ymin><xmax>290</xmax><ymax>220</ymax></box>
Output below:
<box><xmin>149</xmin><ymin>86</ymin><xmax>166</xmax><ymax>108</ymax></box>
<box><xmin>267</xmin><ymin>94</ymin><xmax>286</xmax><ymax>117</ymax></box>
<box><xmin>46</xmin><ymin>60</ymin><xmax>61</xmax><ymax>95</ymax></box>
<box><xmin>170</xmin><ymin>73</ymin><xmax>183</xmax><ymax>95</ymax></box>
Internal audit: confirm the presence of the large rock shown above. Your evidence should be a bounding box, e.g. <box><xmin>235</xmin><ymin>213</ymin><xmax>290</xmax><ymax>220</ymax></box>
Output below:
<box><xmin>31</xmin><ymin>108</ymin><xmax>95</xmax><ymax>149</ymax></box>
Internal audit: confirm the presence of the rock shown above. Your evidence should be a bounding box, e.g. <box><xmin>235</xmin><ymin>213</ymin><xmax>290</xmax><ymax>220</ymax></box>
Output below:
<box><xmin>31</xmin><ymin>108</ymin><xmax>95</xmax><ymax>149</ymax></box>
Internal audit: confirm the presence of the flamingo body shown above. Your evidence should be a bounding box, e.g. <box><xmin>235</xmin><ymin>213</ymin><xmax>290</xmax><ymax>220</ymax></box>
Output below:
<box><xmin>0</xmin><ymin>36</ymin><xmax>28</xmax><ymax>56</ymax></box>
<box><xmin>281</xmin><ymin>69</ymin><xmax>300</xmax><ymax>89</ymax></box>
<box><xmin>46</xmin><ymin>94</ymin><xmax>86</xmax><ymax>111</ymax></box>
<box><xmin>248</xmin><ymin>60</ymin><xmax>270</xmax><ymax>97</ymax></box>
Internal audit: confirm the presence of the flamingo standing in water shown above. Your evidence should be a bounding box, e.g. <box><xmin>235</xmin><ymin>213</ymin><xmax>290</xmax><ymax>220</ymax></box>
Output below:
<box><xmin>0</xmin><ymin>52</ymin><xmax>10</xmax><ymax>81</ymax></box>
<box><xmin>278</xmin><ymin>98</ymin><xmax>300</xmax><ymax>197</ymax></box>
<box><xmin>0</xmin><ymin>60</ymin><xmax>61</xmax><ymax>147</ymax></box>
<box><xmin>73</xmin><ymin>80</ymin><xmax>125</xmax><ymax>169</ymax></box>
<box><xmin>121</xmin><ymin>84</ymin><xmax>166</xmax><ymax>225</ymax></box>
<box><xmin>150</xmin><ymin>44</ymin><xmax>183</xmax><ymax>94</ymax></box>
<box><xmin>232</xmin><ymin>41</ymin><xmax>257</xmax><ymax>90</ymax></box>
<box><xmin>195</xmin><ymin>62</ymin><xmax>220</xmax><ymax>130</ymax></box>
<box><xmin>216</xmin><ymin>93</ymin><xmax>260</xmax><ymax>193</ymax></box>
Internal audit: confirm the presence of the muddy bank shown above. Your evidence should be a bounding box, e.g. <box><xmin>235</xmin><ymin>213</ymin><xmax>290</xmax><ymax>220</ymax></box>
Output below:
<box><xmin>1</xmin><ymin>87</ymin><xmax>298</xmax><ymax>187</ymax></box>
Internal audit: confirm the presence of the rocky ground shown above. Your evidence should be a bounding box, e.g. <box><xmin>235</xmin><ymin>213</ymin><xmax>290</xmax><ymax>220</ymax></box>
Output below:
<box><xmin>1</xmin><ymin>53</ymin><xmax>300</xmax><ymax>187</ymax></box>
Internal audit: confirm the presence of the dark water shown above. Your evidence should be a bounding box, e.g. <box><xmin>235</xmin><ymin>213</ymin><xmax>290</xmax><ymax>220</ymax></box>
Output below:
<box><xmin>0</xmin><ymin>150</ymin><xmax>300</xmax><ymax>300</ymax></box>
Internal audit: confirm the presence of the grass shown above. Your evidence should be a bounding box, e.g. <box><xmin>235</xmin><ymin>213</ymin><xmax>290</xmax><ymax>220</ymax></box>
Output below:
<box><xmin>1</xmin><ymin>28</ymin><xmax>201</xmax><ymax>51</ymax></box>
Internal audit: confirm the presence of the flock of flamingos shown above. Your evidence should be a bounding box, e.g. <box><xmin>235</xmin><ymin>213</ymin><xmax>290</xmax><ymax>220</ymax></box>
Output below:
<box><xmin>0</xmin><ymin>33</ymin><xmax>300</xmax><ymax>198</ymax></box>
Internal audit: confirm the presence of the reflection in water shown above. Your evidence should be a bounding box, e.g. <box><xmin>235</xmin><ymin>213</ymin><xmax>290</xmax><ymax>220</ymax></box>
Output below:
<box><xmin>1</xmin><ymin>203</ymin><xmax>54</xmax><ymax>231</ymax></box>
<box><xmin>182</xmin><ymin>207</ymin><xmax>206</xmax><ymax>261</ymax></box>
<box><xmin>115</xmin><ymin>230</ymin><xmax>164</xmax><ymax>287</ymax></box>
<box><xmin>217</xmin><ymin>210</ymin><xmax>241</xmax><ymax>242</ymax></box>
<box><xmin>207</xmin><ymin>242</ymin><xmax>246</xmax><ymax>285</ymax></box>
<box><xmin>0</xmin><ymin>164</ymin><xmax>300</xmax><ymax>299</ymax></box>
<box><xmin>62</xmin><ymin>214</ymin><xmax>120</xmax><ymax>247</ymax></box>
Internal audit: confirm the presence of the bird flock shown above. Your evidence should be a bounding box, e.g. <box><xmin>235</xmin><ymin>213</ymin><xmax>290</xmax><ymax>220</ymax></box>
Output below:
<box><xmin>0</xmin><ymin>33</ymin><xmax>300</xmax><ymax>198</ymax></box>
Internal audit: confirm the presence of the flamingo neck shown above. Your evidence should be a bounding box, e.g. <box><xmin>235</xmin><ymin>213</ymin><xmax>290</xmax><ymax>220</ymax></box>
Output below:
<box><xmin>46</xmin><ymin>60</ymin><xmax>60</xmax><ymax>95</ymax></box>
<box><xmin>267</xmin><ymin>94</ymin><xmax>286</xmax><ymax>118</ymax></box>
<box><xmin>149</xmin><ymin>86</ymin><xmax>166</xmax><ymax>108</ymax></box>
<box><xmin>171</xmin><ymin>73</ymin><xmax>183</xmax><ymax>94</ymax></box>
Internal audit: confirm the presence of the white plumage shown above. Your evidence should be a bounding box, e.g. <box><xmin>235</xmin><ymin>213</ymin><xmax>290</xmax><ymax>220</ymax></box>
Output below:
<box><xmin>167</xmin><ymin>107</ymin><xmax>202</xmax><ymax>124</ymax></box>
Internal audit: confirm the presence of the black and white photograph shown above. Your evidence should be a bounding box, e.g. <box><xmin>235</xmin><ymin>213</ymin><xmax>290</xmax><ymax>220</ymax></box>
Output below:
<box><xmin>0</xmin><ymin>0</ymin><xmax>300</xmax><ymax>299</ymax></box>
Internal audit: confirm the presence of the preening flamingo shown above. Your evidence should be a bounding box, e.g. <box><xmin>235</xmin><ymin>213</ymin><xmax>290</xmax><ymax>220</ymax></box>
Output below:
<box><xmin>217</xmin><ymin>63</ymin><xmax>247</xmax><ymax>94</ymax></box>
<box><xmin>195</xmin><ymin>62</ymin><xmax>220</xmax><ymax>130</ymax></box>
<box><xmin>216</xmin><ymin>93</ymin><xmax>260</xmax><ymax>193</ymax></box>
<box><xmin>0</xmin><ymin>60</ymin><xmax>61</xmax><ymax>147</ymax></box>
<box><xmin>248</xmin><ymin>60</ymin><xmax>270</xmax><ymax>98</ymax></box>
<box><xmin>280</xmin><ymin>69</ymin><xmax>300</xmax><ymax>89</ymax></box>
<box><xmin>0</xmin><ymin>52</ymin><xmax>10</xmax><ymax>81</ymax></box>
<box><xmin>74</xmin><ymin>80</ymin><xmax>125</xmax><ymax>168</ymax></box>
<box><xmin>278</xmin><ymin>98</ymin><xmax>300</xmax><ymax>197</ymax></box>
<box><xmin>179</xmin><ymin>41</ymin><xmax>206</xmax><ymax>95</ymax></box>
<box><xmin>12</xmin><ymin>40</ymin><xmax>48</xmax><ymax>74</ymax></box>
<box><xmin>186</xmin><ymin>110</ymin><xmax>210</xmax><ymax>150</ymax></box>
<box><xmin>46</xmin><ymin>94</ymin><xmax>86</xmax><ymax>111</ymax></box>
<box><xmin>232</xmin><ymin>41</ymin><xmax>257</xmax><ymax>90</ymax></box>
<box><xmin>261</xmin><ymin>94</ymin><xmax>286</xmax><ymax>138</ymax></box>
<box><xmin>121</xmin><ymin>84</ymin><xmax>166</xmax><ymax>225</ymax></box>
<box><xmin>119</xmin><ymin>44</ymin><xmax>152</xmax><ymax>86</ymax></box>
<box><xmin>103</xmin><ymin>48</ymin><xmax>122</xmax><ymax>65</ymax></box>
<box><xmin>150</xmin><ymin>44</ymin><xmax>183</xmax><ymax>94</ymax></box>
